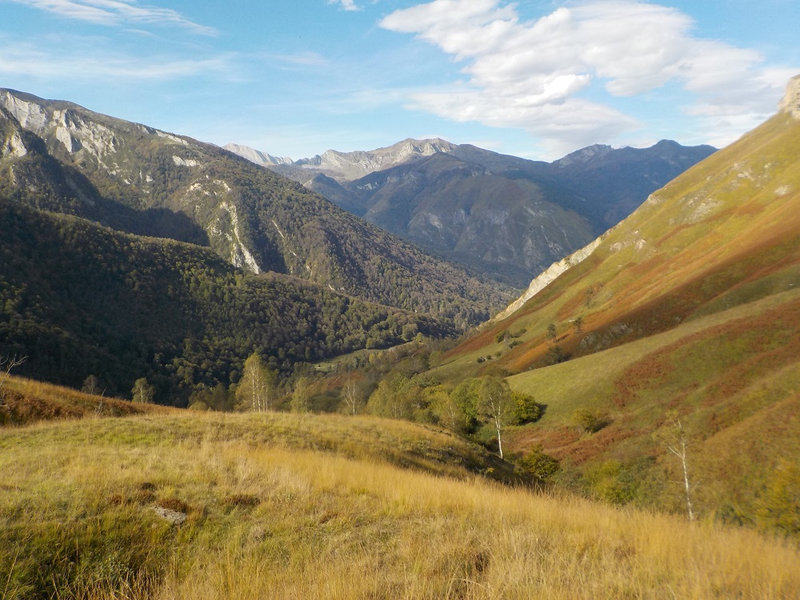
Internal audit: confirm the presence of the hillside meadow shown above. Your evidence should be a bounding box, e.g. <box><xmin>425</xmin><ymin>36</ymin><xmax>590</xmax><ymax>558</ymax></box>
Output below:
<box><xmin>1</xmin><ymin>396</ymin><xmax>799</xmax><ymax>599</ymax></box>
<box><xmin>500</xmin><ymin>287</ymin><xmax>800</xmax><ymax>525</ymax></box>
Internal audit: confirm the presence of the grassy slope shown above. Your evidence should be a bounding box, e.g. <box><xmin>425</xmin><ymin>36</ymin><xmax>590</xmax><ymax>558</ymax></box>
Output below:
<box><xmin>0</xmin><ymin>375</ymin><xmax>171</xmax><ymax>426</ymax></box>
<box><xmin>2</xmin><ymin>408</ymin><xmax>799</xmax><ymax>599</ymax></box>
<box><xmin>430</xmin><ymin>113</ymin><xmax>800</xmax><ymax>524</ymax></box>
<box><xmin>505</xmin><ymin>289</ymin><xmax>800</xmax><ymax>516</ymax></box>
<box><xmin>444</xmin><ymin>113</ymin><xmax>800</xmax><ymax>374</ymax></box>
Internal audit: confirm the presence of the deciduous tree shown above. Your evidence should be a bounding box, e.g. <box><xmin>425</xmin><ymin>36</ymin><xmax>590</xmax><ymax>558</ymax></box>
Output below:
<box><xmin>291</xmin><ymin>376</ymin><xmax>312</xmax><ymax>414</ymax></box>
<box><xmin>81</xmin><ymin>375</ymin><xmax>104</xmax><ymax>396</ymax></box>
<box><xmin>0</xmin><ymin>354</ymin><xmax>25</xmax><ymax>394</ymax></box>
<box><xmin>131</xmin><ymin>377</ymin><xmax>155</xmax><ymax>404</ymax></box>
<box><xmin>341</xmin><ymin>374</ymin><xmax>363</xmax><ymax>415</ymax></box>
<box><xmin>236</xmin><ymin>352</ymin><xmax>277</xmax><ymax>412</ymax></box>
<box><xmin>656</xmin><ymin>413</ymin><xmax>696</xmax><ymax>521</ymax></box>
<box><xmin>476</xmin><ymin>376</ymin><xmax>517</xmax><ymax>460</ymax></box>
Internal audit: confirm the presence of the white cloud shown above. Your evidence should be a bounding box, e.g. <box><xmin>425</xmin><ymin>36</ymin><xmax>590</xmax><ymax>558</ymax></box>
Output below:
<box><xmin>268</xmin><ymin>51</ymin><xmax>330</xmax><ymax>68</ymax></box>
<box><xmin>328</xmin><ymin>0</ymin><xmax>359</xmax><ymax>11</ymax></box>
<box><xmin>0</xmin><ymin>43</ymin><xmax>234</xmax><ymax>81</ymax></box>
<box><xmin>9</xmin><ymin>0</ymin><xmax>216</xmax><ymax>35</ymax></box>
<box><xmin>381</xmin><ymin>0</ymin><xmax>795</xmax><ymax>152</ymax></box>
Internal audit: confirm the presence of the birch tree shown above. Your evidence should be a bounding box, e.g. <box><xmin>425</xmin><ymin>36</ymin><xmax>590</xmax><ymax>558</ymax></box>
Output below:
<box><xmin>131</xmin><ymin>377</ymin><xmax>155</xmax><ymax>403</ymax></box>
<box><xmin>658</xmin><ymin>413</ymin><xmax>696</xmax><ymax>521</ymax></box>
<box><xmin>477</xmin><ymin>376</ymin><xmax>517</xmax><ymax>460</ymax></box>
<box><xmin>0</xmin><ymin>354</ymin><xmax>25</xmax><ymax>394</ymax></box>
<box><xmin>237</xmin><ymin>352</ymin><xmax>276</xmax><ymax>412</ymax></box>
<box><xmin>341</xmin><ymin>375</ymin><xmax>362</xmax><ymax>415</ymax></box>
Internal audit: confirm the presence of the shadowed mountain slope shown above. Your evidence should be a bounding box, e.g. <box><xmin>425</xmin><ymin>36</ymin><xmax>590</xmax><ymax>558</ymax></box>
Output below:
<box><xmin>0</xmin><ymin>200</ymin><xmax>452</xmax><ymax>402</ymax></box>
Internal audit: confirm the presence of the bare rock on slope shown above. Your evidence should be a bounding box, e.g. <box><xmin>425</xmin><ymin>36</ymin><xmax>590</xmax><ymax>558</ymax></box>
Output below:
<box><xmin>778</xmin><ymin>74</ymin><xmax>800</xmax><ymax>119</ymax></box>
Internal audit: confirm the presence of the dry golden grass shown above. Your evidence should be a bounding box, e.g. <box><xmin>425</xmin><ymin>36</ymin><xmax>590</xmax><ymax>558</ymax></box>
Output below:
<box><xmin>0</xmin><ymin>375</ymin><xmax>169</xmax><ymax>426</ymax></box>
<box><xmin>2</xmin><ymin>411</ymin><xmax>798</xmax><ymax>599</ymax></box>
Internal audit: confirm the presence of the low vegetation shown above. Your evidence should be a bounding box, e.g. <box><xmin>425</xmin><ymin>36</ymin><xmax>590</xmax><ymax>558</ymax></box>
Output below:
<box><xmin>2</xmin><ymin>408</ymin><xmax>799</xmax><ymax>599</ymax></box>
<box><xmin>0</xmin><ymin>375</ymin><xmax>167</xmax><ymax>426</ymax></box>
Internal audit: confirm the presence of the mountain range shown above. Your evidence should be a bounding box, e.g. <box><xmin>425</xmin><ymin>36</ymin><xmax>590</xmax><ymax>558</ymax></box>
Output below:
<box><xmin>2</xmin><ymin>70</ymin><xmax>800</xmax><ymax>583</ymax></box>
<box><xmin>8</xmin><ymin>52</ymin><xmax>800</xmax><ymax>600</ymax></box>
<box><xmin>228</xmin><ymin>137</ymin><xmax>715</xmax><ymax>286</ymax></box>
<box><xmin>0</xmin><ymin>88</ymin><xmax>509</xmax><ymax>328</ymax></box>
<box><xmin>0</xmin><ymin>88</ymin><xmax>522</xmax><ymax>400</ymax></box>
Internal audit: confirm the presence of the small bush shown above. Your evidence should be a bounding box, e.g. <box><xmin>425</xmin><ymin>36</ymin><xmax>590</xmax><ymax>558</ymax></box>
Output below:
<box><xmin>572</xmin><ymin>408</ymin><xmax>609</xmax><ymax>433</ymax></box>
<box><xmin>755</xmin><ymin>459</ymin><xmax>800</xmax><ymax>537</ymax></box>
<box><xmin>545</xmin><ymin>345</ymin><xmax>571</xmax><ymax>365</ymax></box>
<box><xmin>519</xmin><ymin>445</ymin><xmax>560</xmax><ymax>482</ymax></box>
<box><xmin>584</xmin><ymin>459</ymin><xmax>638</xmax><ymax>505</ymax></box>
<box><xmin>514</xmin><ymin>392</ymin><xmax>544</xmax><ymax>423</ymax></box>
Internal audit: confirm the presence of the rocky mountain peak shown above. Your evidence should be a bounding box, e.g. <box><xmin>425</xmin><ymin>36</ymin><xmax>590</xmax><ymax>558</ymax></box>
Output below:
<box><xmin>273</xmin><ymin>137</ymin><xmax>460</xmax><ymax>181</ymax></box>
<box><xmin>778</xmin><ymin>74</ymin><xmax>800</xmax><ymax>119</ymax></box>
<box><xmin>223</xmin><ymin>143</ymin><xmax>292</xmax><ymax>167</ymax></box>
<box><xmin>552</xmin><ymin>144</ymin><xmax>614</xmax><ymax>168</ymax></box>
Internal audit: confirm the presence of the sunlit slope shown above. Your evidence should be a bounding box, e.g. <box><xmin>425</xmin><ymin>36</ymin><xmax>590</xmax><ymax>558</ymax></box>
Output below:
<box><xmin>505</xmin><ymin>287</ymin><xmax>800</xmax><ymax>521</ymax></box>
<box><xmin>2</xmin><ymin>411</ymin><xmax>798</xmax><ymax>599</ymax></box>
<box><xmin>0</xmin><ymin>375</ymin><xmax>170</xmax><ymax>426</ymax></box>
<box><xmin>431</xmin><ymin>105</ymin><xmax>800</xmax><ymax>529</ymax></box>
<box><xmin>450</xmin><ymin>112</ymin><xmax>800</xmax><ymax>373</ymax></box>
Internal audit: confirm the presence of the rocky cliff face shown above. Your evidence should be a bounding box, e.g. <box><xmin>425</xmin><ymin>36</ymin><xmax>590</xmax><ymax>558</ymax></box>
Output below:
<box><xmin>222</xmin><ymin>143</ymin><xmax>292</xmax><ymax>167</ymax></box>
<box><xmin>492</xmin><ymin>236</ymin><xmax>603</xmax><ymax>322</ymax></box>
<box><xmin>245</xmin><ymin>138</ymin><xmax>460</xmax><ymax>182</ymax></box>
<box><xmin>779</xmin><ymin>74</ymin><xmax>800</xmax><ymax>119</ymax></box>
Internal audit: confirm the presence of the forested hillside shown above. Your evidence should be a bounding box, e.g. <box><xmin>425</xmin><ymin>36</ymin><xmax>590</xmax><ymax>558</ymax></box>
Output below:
<box><xmin>0</xmin><ymin>201</ymin><xmax>450</xmax><ymax>403</ymax></box>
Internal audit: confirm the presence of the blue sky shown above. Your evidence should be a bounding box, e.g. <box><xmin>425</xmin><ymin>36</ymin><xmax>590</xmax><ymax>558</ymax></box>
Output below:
<box><xmin>1</xmin><ymin>0</ymin><xmax>799</xmax><ymax>160</ymax></box>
